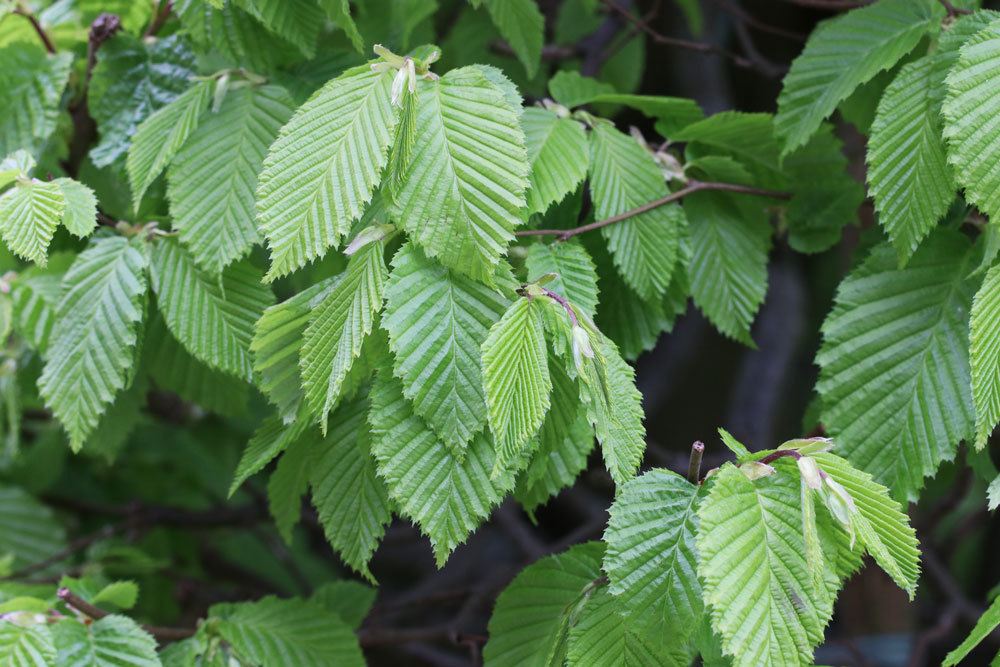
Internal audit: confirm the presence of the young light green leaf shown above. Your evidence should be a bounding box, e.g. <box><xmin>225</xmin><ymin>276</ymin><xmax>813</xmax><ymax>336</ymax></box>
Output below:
<box><xmin>0</xmin><ymin>151</ymin><xmax>34</xmax><ymax>189</ymax></box>
<box><xmin>393</xmin><ymin>67</ymin><xmax>529</xmax><ymax>283</ymax></box>
<box><xmin>300</xmin><ymin>241</ymin><xmax>386</xmax><ymax>427</ymax></box>
<box><xmin>211</xmin><ymin>596</ymin><xmax>364</xmax><ymax>667</ymax></box>
<box><xmin>868</xmin><ymin>56</ymin><xmax>953</xmax><ymax>263</ymax></box>
<box><xmin>521</xmin><ymin>108</ymin><xmax>589</xmax><ymax>216</ymax></box>
<box><xmin>0</xmin><ymin>179</ymin><xmax>64</xmax><ymax>265</ymax></box>
<box><xmin>589</xmin><ymin>122</ymin><xmax>680</xmax><ymax>302</ymax></box>
<box><xmin>150</xmin><ymin>238</ymin><xmax>273</xmax><ymax>381</ymax></box>
<box><xmin>526</xmin><ymin>241</ymin><xmax>599</xmax><ymax>318</ymax></box>
<box><xmin>972</xmin><ymin>263</ymin><xmax>1000</xmax><ymax>449</ymax></box>
<box><xmin>943</xmin><ymin>594</ymin><xmax>1000</xmax><ymax>666</ymax></box>
<box><xmin>230</xmin><ymin>415</ymin><xmax>310</xmax><ymax>497</ymax></box>
<box><xmin>127</xmin><ymin>80</ymin><xmax>212</xmax><ymax>209</ymax></box>
<box><xmin>53</xmin><ymin>179</ymin><xmax>97</xmax><ymax>239</ymax></box>
<box><xmin>52</xmin><ymin>615</ymin><xmax>158</xmax><ymax>667</ymax></box>
<box><xmin>91</xmin><ymin>581</ymin><xmax>139</xmax><ymax>609</ymax></box>
<box><xmin>383</xmin><ymin>243</ymin><xmax>511</xmax><ymax>451</ymax></box>
<box><xmin>167</xmin><ymin>84</ymin><xmax>294</xmax><ymax>273</ymax></box>
<box><xmin>775</xmin><ymin>0</ymin><xmax>937</xmax><ymax>154</ymax></box>
<box><xmin>38</xmin><ymin>237</ymin><xmax>148</xmax><ymax>450</ymax></box>
<box><xmin>483</xmin><ymin>542</ymin><xmax>604</xmax><ymax>667</ymax></box>
<box><xmin>256</xmin><ymin>66</ymin><xmax>397</xmax><ymax>281</ymax></box>
<box><xmin>548</xmin><ymin>70</ymin><xmax>616</xmax><ymax>109</ymax></box>
<box><xmin>0</xmin><ymin>621</ymin><xmax>55</xmax><ymax>667</ymax></box>
<box><xmin>309</xmin><ymin>395</ymin><xmax>391</xmax><ymax>582</ymax></box>
<box><xmin>817</xmin><ymin>231</ymin><xmax>977</xmax><ymax>499</ymax></box>
<box><xmin>369</xmin><ymin>370</ymin><xmax>515</xmax><ymax>566</ymax></box>
<box><xmin>482</xmin><ymin>297</ymin><xmax>552</xmax><ymax>470</ymax></box>
<box><xmin>603</xmin><ymin>469</ymin><xmax>702</xmax><ymax>651</ymax></box>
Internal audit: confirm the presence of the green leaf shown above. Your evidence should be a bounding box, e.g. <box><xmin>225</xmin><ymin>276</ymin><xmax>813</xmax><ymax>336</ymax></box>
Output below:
<box><xmin>127</xmin><ymin>80</ymin><xmax>212</xmax><ymax>210</ymax></box>
<box><xmin>167</xmin><ymin>84</ymin><xmax>294</xmax><ymax>273</ymax></box>
<box><xmin>318</xmin><ymin>0</ymin><xmax>365</xmax><ymax>53</ymax></box>
<box><xmin>578</xmin><ymin>333</ymin><xmax>646</xmax><ymax>486</ymax></box>
<box><xmin>482</xmin><ymin>297</ymin><xmax>552</xmax><ymax>469</ymax></box>
<box><xmin>589</xmin><ymin>122</ymin><xmax>680</xmax><ymax>302</ymax></box>
<box><xmin>310</xmin><ymin>581</ymin><xmax>376</xmax><ymax>629</ymax></box>
<box><xmin>0</xmin><ymin>179</ymin><xmax>64</xmax><ymax>265</ymax></box>
<box><xmin>603</xmin><ymin>469</ymin><xmax>702</xmax><ymax>651</ymax></box>
<box><xmin>567</xmin><ymin>588</ymin><xmax>679</xmax><ymax>667</ymax></box>
<box><xmin>944</xmin><ymin>18</ymin><xmax>1000</xmax><ymax>226</ymax></box>
<box><xmin>868</xmin><ymin>56</ymin><xmax>953</xmax><ymax>263</ymax></box>
<box><xmin>174</xmin><ymin>0</ymin><xmax>301</xmax><ymax>72</ymax></box>
<box><xmin>52</xmin><ymin>615</ymin><xmax>158</xmax><ymax>667</ymax></box>
<box><xmin>675</xmin><ymin>112</ymin><xmax>783</xmax><ymax>187</ymax></box>
<box><xmin>0</xmin><ymin>621</ymin><xmax>54</xmax><ymax>667</ymax></box>
<box><xmin>698</xmin><ymin>464</ymin><xmax>837</xmax><ymax>667</ymax></box>
<box><xmin>943</xmin><ymin>594</ymin><xmax>1000</xmax><ymax>666</ymax></box>
<box><xmin>369</xmin><ymin>370</ymin><xmax>516</xmax><ymax>566</ymax></box>
<box><xmin>816</xmin><ymin>231</ymin><xmax>977</xmax><ymax>499</ymax></box>
<box><xmin>38</xmin><ymin>237</ymin><xmax>148</xmax><ymax>450</ymax></box>
<box><xmin>813</xmin><ymin>452</ymin><xmax>920</xmax><ymax>597</ymax></box>
<box><xmin>515</xmin><ymin>356</ymin><xmax>593</xmax><ymax>514</ymax></box>
<box><xmin>393</xmin><ymin>67</ymin><xmax>529</xmax><ymax>283</ymax></box>
<box><xmin>211</xmin><ymin>596</ymin><xmax>364</xmax><ymax>667</ymax></box>
<box><xmin>230</xmin><ymin>415</ymin><xmax>308</xmax><ymax>497</ymax></box>
<box><xmin>88</xmin><ymin>34</ymin><xmax>197</xmax><ymax>167</ymax></box>
<box><xmin>53</xmin><ymin>179</ymin><xmax>97</xmax><ymax>239</ymax></box>
<box><xmin>0</xmin><ymin>150</ymin><xmax>34</xmax><ymax>189</ymax></box>
<box><xmin>252</xmin><ymin>277</ymin><xmax>337</xmax><ymax>422</ymax></box>
<box><xmin>972</xmin><ymin>263</ymin><xmax>1000</xmax><ymax>449</ymax></box>
<box><xmin>256</xmin><ymin>65</ymin><xmax>397</xmax><ymax>281</ymax></box>
<box><xmin>383</xmin><ymin>243</ymin><xmax>511</xmax><ymax>451</ymax></box>
<box><xmin>309</xmin><ymin>395</ymin><xmax>391</xmax><ymax>582</ymax></box>
<box><xmin>234</xmin><ymin>0</ymin><xmax>324</xmax><ymax>57</ymax></box>
<box><xmin>990</xmin><ymin>473</ymin><xmax>1000</xmax><ymax>511</ymax></box>
<box><xmin>268</xmin><ymin>427</ymin><xmax>317</xmax><ymax>543</ymax></box>
<box><xmin>0</xmin><ymin>45</ymin><xmax>72</xmax><ymax>157</ymax></box>
<box><xmin>522</xmin><ymin>108</ymin><xmax>589</xmax><ymax>216</ymax></box>
<box><xmin>484</xmin><ymin>542</ymin><xmax>604</xmax><ymax>667</ymax></box>
<box><xmin>686</xmin><ymin>189</ymin><xmax>770</xmax><ymax>346</ymax></box>
<box><xmin>11</xmin><ymin>258</ymin><xmax>68</xmax><ymax>353</ymax></box>
<box><xmin>526</xmin><ymin>241</ymin><xmax>599</xmax><ymax>318</ymax></box>
<box><xmin>775</xmin><ymin>0</ymin><xmax>937</xmax><ymax>154</ymax></box>
<box><xmin>483</xmin><ymin>0</ymin><xmax>543</xmax><ymax>77</ymax></box>
<box><xmin>0</xmin><ymin>485</ymin><xmax>66</xmax><ymax>568</ymax></box>
<box><xmin>548</xmin><ymin>70</ymin><xmax>615</xmax><ymax>109</ymax></box>
<box><xmin>300</xmin><ymin>241</ymin><xmax>386</xmax><ymax>427</ymax></box>
<box><xmin>91</xmin><ymin>581</ymin><xmax>139</xmax><ymax>610</ymax></box>
<box><xmin>150</xmin><ymin>237</ymin><xmax>273</xmax><ymax>381</ymax></box>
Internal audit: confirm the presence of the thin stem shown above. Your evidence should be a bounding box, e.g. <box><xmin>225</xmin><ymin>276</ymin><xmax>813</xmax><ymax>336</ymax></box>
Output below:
<box><xmin>13</xmin><ymin>5</ymin><xmax>56</xmax><ymax>54</ymax></box>
<box><xmin>937</xmin><ymin>0</ymin><xmax>971</xmax><ymax>16</ymax></box>
<box><xmin>515</xmin><ymin>180</ymin><xmax>790</xmax><ymax>241</ymax></box>
<box><xmin>58</xmin><ymin>588</ymin><xmax>196</xmax><ymax>641</ymax></box>
<box><xmin>144</xmin><ymin>0</ymin><xmax>173</xmax><ymax>37</ymax></box>
<box><xmin>687</xmin><ymin>441</ymin><xmax>704</xmax><ymax>484</ymax></box>
<box><xmin>758</xmin><ymin>449</ymin><xmax>802</xmax><ymax>465</ymax></box>
<box><xmin>541</xmin><ymin>288</ymin><xmax>578</xmax><ymax>326</ymax></box>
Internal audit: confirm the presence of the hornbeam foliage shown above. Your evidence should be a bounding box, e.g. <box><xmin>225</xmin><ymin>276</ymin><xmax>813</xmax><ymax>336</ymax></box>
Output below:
<box><xmin>0</xmin><ymin>0</ymin><xmax>997</xmax><ymax>664</ymax></box>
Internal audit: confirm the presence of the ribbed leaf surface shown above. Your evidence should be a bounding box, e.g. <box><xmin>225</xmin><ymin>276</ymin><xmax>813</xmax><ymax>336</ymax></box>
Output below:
<box><xmin>309</xmin><ymin>395</ymin><xmax>391</xmax><ymax>581</ymax></box>
<box><xmin>38</xmin><ymin>237</ymin><xmax>148</xmax><ymax>449</ymax></box>
<box><xmin>522</xmin><ymin>108</ymin><xmax>589</xmax><ymax>216</ymax></box>
<box><xmin>127</xmin><ymin>80</ymin><xmax>211</xmax><ymax>209</ymax></box>
<box><xmin>252</xmin><ymin>277</ymin><xmax>337</xmax><ymax>422</ymax></box>
<box><xmin>0</xmin><ymin>179</ymin><xmax>64</xmax><ymax>265</ymax></box>
<box><xmin>150</xmin><ymin>238</ymin><xmax>273</xmax><ymax>381</ymax></box>
<box><xmin>267</xmin><ymin>427</ymin><xmax>317</xmax><ymax>543</ymax></box>
<box><xmin>88</xmin><ymin>34</ymin><xmax>197</xmax><ymax>167</ymax></box>
<box><xmin>817</xmin><ymin>231</ymin><xmax>977</xmax><ymax>499</ymax></box>
<box><xmin>11</xmin><ymin>259</ymin><xmax>67</xmax><ymax>352</ymax></box>
<box><xmin>775</xmin><ymin>0</ymin><xmax>937</xmax><ymax>154</ymax></box>
<box><xmin>813</xmin><ymin>452</ymin><xmax>920</xmax><ymax>596</ymax></box>
<box><xmin>603</xmin><ymin>469</ymin><xmax>702</xmax><ymax>649</ymax></box>
<box><xmin>167</xmin><ymin>84</ymin><xmax>294</xmax><ymax>273</ymax></box>
<box><xmin>230</xmin><ymin>416</ymin><xmax>308</xmax><ymax>497</ymax></box>
<box><xmin>54</xmin><ymin>179</ymin><xmax>97</xmax><ymax>239</ymax></box>
<box><xmin>300</xmin><ymin>241</ymin><xmax>386</xmax><ymax>426</ymax></box>
<box><xmin>943</xmin><ymin>593</ymin><xmax>1000</xmax><ymax>666</ymax></box>
<box><xmin>482</xmin><ymin>298</ymin><xmax>551</xmax><ymax>468</ymax></box>
<box><xmin>212</xmin><ymin>596</ymin><xmax>364</xmax><ymax>667</ymax></box>
<box><xmin>972</xmin><ymin>263</ymin><xmax>1000</xmax><ymax>449</ymax></box>
<box><xmin>393</xmin><ymin>68</ymin><xmax>528</xmax><ymax>283</ymax></box>
<box><xmin>256</xmin><ymin>66</ymin><xmax>397</xmax><ymax>281</ymax></box>
<box><xmin>483</xmin><ymin>0</ymin><xmax>543</xmax><ymax>77</ymax></box>
<box><xmin>589</xmin><ymin>123</ymin><xmax>680</xmax><ymax>301</ymax></box>
<box><xmin>0</xmin><ymin>485</ymin><xmax>66</xmax><ymax>567</ymax></box>
<box><xmin>52</xmin><ymin>616</ymin><xmax>158</xmax><ymax>667</ymax></box>
<box><xmin>0</xmin><ymin>622</ymin><xmax>54</xmax><ymax>667</ymax></box>
<box><xmin>483</xmin><ymin>542</ymin><xmax>604</xmax><ymax>667</ymax></box>
<box><xmin>868</xmin><ymin>56</ymin><xmax>953</xmax><ymax>263</ymax></box>
<box><xmin>174</xmin><ymin>0</ymin><xmax>300</xmax><ymax>72</ymax></box>
<box><xmin>383</xmin><ymin>243</ymin><xmax>510</xmax><ymax>451</ymax></box>
<box><xmin>698</xmin><ymin>465</ymin><xmax>834</xmax><ymax>667</ymax></box>
<box><xmin>369</xmin><ymin>371</ymin><xmax>515</xmax><ymax>566</ymax></box>
<box><xmin>525</xmin><ymin>241</ymin><xmax>599</xmax><ymax>317</ymax></box>
<box><xmin>943</xmin><ymin>18</ymin><xmax>1000</xmax><ymax>223</ymax></box>
<box><xmin>567</xmin><ymin>589</ymin><xmax>677</xmax><ymax>667</ymax></box>
<box><xmin>234</xmin><ymin>0</ymin><xmax>323</xmax><ymax>57</ymax></box>
<box><xmin>0</xmin><ymin>45</ymin><xmax>72</xmax><ymax>156</ymax></box>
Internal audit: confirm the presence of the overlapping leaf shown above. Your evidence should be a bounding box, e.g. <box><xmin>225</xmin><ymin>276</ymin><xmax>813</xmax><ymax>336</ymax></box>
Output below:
<box><xmin>525</xmin><ymin>241</ymin><xmax>599</xmax><ymax>317</ymax></box>
<box><xmin>0</xmin><ymin>179</ymin><xmax>64</xmax><ymax>265</ymax></box>
<box><xmin>972</xmin><ymin>263</ymin><xmax>1000</xmax><ymax>449</ymax></box>
<box><xmin>52</xmin><ymin>615</ymin><xmax>158</xmax><ymax>667</ymax></box>
<box><xmin>521</xmin><ymin>108</ymin><xmax>589</xmax><ymax>216</ymax></box>
<box><xmin>0</xmin><ymin>45</ymin><xmax>72</xmax><ymax>157</ymax></box>
<box><xmin>482</xmin><ymin>0</ymin><xmax>543</xmax><ymax>77</ymax></box>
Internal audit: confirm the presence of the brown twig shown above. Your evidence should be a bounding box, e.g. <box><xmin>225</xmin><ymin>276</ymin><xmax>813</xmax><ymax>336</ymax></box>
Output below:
<box><xmin>937</xmin><ymin>0</ymin><xmax>972</xmax><ymax>16</ymax></box>
<box><xmin>687</xmin><ymin>441</ymin><xmax>705</xmax><ymax>484</ymax></box>
<box><xmin>144</xmin><ymin>0</ymin><xmax>173</xmax><ymax>37</ymax></box>
<box><xmin>57</xmin><ymin>588</ymin><xmax>196</xmax><ymax>641</ymax></box>
<box><xmin>515</xmin><ymin>180</ymin><xmax>791</xmax><ymax>241</ymax></box>
<box><xmin>491</xmin><ymin>41</ymin><xmax>579</xmax><ymax>61</ymax></box>
<box><xmin>12</xmin><ymin>5</ymin><xmax>56</xmax><ymax>54</ymax></box>
<box><xmin>2</xmin><ymin>525</ymin><xmax>121</xmax><ymax>581</ymax></box>
<box><xmin>598</xmin><ymin>0</ymin><xmax>771</xmax><ymax>74</ymax></box>
<box><xmin>709</xmin><ymin>0</ymin><xmax>805</xmax><ymax>41</ymax></box>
